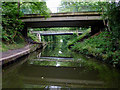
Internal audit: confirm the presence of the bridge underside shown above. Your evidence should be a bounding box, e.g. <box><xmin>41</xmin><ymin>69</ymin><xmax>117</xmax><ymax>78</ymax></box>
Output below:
<box><xmin>25</xmin><ymin>20</ymin><xmax>104</xmax><ymax>28</ymax></box>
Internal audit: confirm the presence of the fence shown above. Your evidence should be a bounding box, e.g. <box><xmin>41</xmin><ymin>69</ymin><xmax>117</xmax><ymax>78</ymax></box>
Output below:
<box><xmin>21</xmin><ymin>6</ymin><xmax>98</xmax><ymax>14</ymax></box>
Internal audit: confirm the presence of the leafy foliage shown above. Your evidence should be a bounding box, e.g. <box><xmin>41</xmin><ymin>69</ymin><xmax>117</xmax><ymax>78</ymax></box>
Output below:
<box><xmin>28</xmin><ymin>32</ymin><xmax>39</xmax><ymax>42</ymax></box>
<box><xmin>67</xmin><ymin>28</ymin><xmax>91</xmax><ymax>46</ymax></box>
<box><xmin>2</xmin><ymin>2</ymin><xmax>24</xmax><ymax>43</ymax></box>
<box><xmin>2</xmin><ymin>2</ymin><xmax>50</xmax><ymax>44</ymax></box>
<box><xmin>20</xmin><ymin>2</ymin><xmax>50</xmax><ymax>17</ymax></box>
<box><xmin>68</xmin><ymin>1</ymin><xmax>120</xmax><ymax>66</ymax></box>
<box><xmin>59</xmin><ymin>1</ymin><xmax>103</xmax><ymax>12</ymax></box>
<box><xmin>71</xmin><ymin>31</ymin><xmax>120</xmax><ymax>65</ymax></box>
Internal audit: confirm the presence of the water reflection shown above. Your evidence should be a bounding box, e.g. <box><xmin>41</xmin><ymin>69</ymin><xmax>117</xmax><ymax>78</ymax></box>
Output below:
<box><xmin>59</xmin><ymin>51</ymin><xmax>62</xmax><ymax>54</ymax></box>
<box><xmin>56</xmin><ymin>62</ymin><xmax>60</xmax><ymax>67</ymax></box>
<box><xmin>2</xmin><ymin>41</ymin><xmax>120</xmax><ymax>88</ymax></box>
<box><xmin>60</xmin><ymin>39</ymin><xmax>63</xmax><ymax>42</ymax></box>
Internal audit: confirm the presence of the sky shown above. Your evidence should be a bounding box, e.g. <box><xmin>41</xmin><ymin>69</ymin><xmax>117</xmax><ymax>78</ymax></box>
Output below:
<box><xmin>46</xmin><ymin>0</ymin><xmax>61</xmax><ymax>13</ymax></box>
<box><xmin>45</xmin><ymin>0</ymin><xmax>119</xmax><ymax>13</ymax></box>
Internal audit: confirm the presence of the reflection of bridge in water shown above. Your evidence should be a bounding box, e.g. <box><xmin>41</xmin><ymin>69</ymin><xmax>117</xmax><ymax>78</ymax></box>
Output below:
<box><xmin>32</xmin><ymin>56</ymin><xmax>74</xmax><ymax>62</ymax></box>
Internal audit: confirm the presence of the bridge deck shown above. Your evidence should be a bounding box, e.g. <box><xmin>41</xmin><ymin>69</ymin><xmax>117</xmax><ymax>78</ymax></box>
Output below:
<box><xmin>21</xmin><ymin>12</ymin><xmax>104</xmax><ymax>28</ymax></box>
<box><xmin>31</xmin><ymin>31</ymin><xmax>83</xmax><ymax>36</ymax></box>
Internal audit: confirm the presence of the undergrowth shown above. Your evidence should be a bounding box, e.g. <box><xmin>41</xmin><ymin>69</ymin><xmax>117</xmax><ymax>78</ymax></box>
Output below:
<box><xmin>71</xmin><ymin>31</ymin><xmax>120</xmax><ymax>65</ymax></box>
<box><xmin>2</xmin><ymin>37</ymin><xmax>27</xmax><ymax>52</ymax></box>
<box><xmin>28</xmin><ymin>33</ymin><xmax>40</xmax><ymax>42</ymax></box>
<box><xmin>67</xmin><ymin>28</ymin><xmax>91</xmax><ymax>46</ymax></box>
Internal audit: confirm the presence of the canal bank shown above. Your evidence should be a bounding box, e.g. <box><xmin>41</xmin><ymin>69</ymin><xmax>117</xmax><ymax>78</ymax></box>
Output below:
<box><xmin>68</xmin><ymin>31</ymin><xmax>120</xmax><ymax>68</ymax></box>
<box><xmin>0</xmin><ymin>43</ymin><xmax>46</xmax><ymax>65</ymax></box>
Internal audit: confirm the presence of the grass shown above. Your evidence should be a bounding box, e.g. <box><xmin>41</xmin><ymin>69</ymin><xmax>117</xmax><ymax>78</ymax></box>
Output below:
<box><xmin>28</xmin><ymin>33</ymin><xmax>40</xmax><ymax>42</ymax></box>
<box><xmin>67</xmin><ymin>28</ymin><xmax>91</xmax><ymax>46</ymax></box>
<box><xmin>1</xmin><ymin>32</ymin><xmax>40</xmax><ymax>52</ymax></box>
<box><xmin>70</xmin><ymin>31</ymin><xmax>120</xmax><ymax>65</ymax></box>
<box><xmin>1</xmin><ymin>36</ymin><xmax>27</xmax><ymax>52</ymax></box>
<box><xmin>2</xmin><ymin>42</ymin><xmax>27</xmax><ymax>52</ymax></box>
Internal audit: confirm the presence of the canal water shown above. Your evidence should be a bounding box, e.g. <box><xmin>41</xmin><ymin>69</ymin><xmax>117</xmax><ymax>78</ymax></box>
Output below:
<box><xmin>2</xmin><ymin>41</ymin><xmax>120</xmax><ymax>89</ymax></box>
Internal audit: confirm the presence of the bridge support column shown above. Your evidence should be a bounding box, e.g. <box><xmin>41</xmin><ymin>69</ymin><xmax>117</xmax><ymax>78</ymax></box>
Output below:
<box><xmin>22</xmin><ymin>26</ymin><xmax>28</xmax><ymax>38</ymax></box>
<box><xmin>37</xmin><ymin>33</ymin><xmax>41</xmax><ymax>42</ymax></box>
<box><xmin>91</xmin><ymin>26</ymin><xmax>104</xmax><ymax>35</ymax></box>
<box><xmin>76</xmin><ymin>27</ymin><xmax>79</xmax><ymax>36</ymax></box>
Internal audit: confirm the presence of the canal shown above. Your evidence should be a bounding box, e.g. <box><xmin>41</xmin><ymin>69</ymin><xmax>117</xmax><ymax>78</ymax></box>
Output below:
<box><xmin>2</xmin><ymin>40</ymin><xmax>120</xmax><ymax>89</ymax></box>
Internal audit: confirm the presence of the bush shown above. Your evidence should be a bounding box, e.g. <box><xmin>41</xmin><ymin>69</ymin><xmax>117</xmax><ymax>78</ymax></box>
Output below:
<box><xmin>67</xmin><ymin>28</ymin><xmax>91</xmax><ymax>46</ymax></box>
<box><xmin>71</xmin><ymin>31</ymin><xmax>120</xmax><ymax>65</ymax></box>
<box><xmin>28</xmin><ymin>33</ymin><xmax>39</xmax><ymax>42</ymax></box>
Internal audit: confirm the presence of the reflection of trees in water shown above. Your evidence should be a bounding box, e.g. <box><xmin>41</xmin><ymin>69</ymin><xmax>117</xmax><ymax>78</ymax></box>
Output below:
<box><xmin>72</xmin><ymin>53</ymin><xmax>120</xmax><ymax>88</ymax></box>
<box><xmin>31</xmin><ymin>50</ymin><xmax>120</xmax><ymax>88</ymax></box>
<box><xmin>42</xmin><ymin>47</ymin><xmax>120</xmax><ymax>88</ymax></box>
<box><xmin>41</xmin><ymin>35</ymin><xmax>74</xmax><ymax>57</ymax></box>
<box><xmin>3</xmin><ymin>43</ymin><xmax>120</xmax><ymax>88</ymax></box>
<box><xmin>42</xmin><ymin>35</ymin><xmax>75</xmax><ymax>43</ymax></box>
<box><xmin>40</xmin><ymin>35</ymin><xmax>120</xmax><ymax>88</ymax></box>
<box><xmin>41</xmin><ymin>42</ymin><xmax>71</xmax><ymax>57</ymax></box>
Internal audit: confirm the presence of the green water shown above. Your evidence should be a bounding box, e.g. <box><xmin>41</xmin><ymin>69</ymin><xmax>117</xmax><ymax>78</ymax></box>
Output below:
<box><xmin>2</xmin><ymin>41</ymin><xmax>120</xmax><ymax>89</ymax></box>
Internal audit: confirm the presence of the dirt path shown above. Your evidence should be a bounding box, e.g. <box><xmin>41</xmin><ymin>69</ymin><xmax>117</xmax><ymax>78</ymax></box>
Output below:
<box><xmin>1</xmin><ymin>45</ymin><xmax>30</xmax><ymax>58</ymax></box>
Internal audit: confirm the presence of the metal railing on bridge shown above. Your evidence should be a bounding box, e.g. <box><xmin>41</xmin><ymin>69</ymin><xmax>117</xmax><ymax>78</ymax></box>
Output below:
<box><xmin>21</xmin><ymin>6</ymin><xmax>99</xmax><ymax>14</ymax></box>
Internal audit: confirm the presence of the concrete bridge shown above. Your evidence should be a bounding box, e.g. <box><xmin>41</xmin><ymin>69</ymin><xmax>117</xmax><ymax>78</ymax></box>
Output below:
<box><xmin>21</xmin><ymin>12</ymin><xmax>103</xmax><ymax>28</ymax></box>
<box><xmin>21</xmin><ymin>12</ymin><xmax>104</xmax><ymax>37</ymax></box>
<box><xmin>31</xmin><ymin>30</ymin><xmax>83</xmax><ymax>41</ymax></box>
<box><xmin>31</xmin><ymin>30</ymin><xmax>83</xmax><ymax>36</ymax></box>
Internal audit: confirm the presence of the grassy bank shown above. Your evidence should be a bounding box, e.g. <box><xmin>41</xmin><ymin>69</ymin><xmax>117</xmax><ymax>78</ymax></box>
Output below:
<box><xmin>2</xmin><ymin>41</ymin><xmax>27</xmax><ymax>52</ymax></box>
<box><xmin>67</xmin><ymin>28</ymin><xmax>91</xmax><ymax>47</ymax></box>
<box><xmin>69</xmin><ymin>31</ymin><xmax>120</xmax><ymax>66</ymax></box>
<box><xmin>1</xmin><ymin>32</ymin><xmax>42</xmax><ymax>52</ymax></box>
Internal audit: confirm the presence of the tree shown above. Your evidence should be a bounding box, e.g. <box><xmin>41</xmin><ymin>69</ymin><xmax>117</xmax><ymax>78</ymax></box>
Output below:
<box><xmin>2</xmin><ymin>2</ymin><xmax>24</xmax><ymax>43</ymax></box>
<box><xmin>58</xmin><ymin>1</ymin><xmax>98</xmax><ymax>12</ymax></box>
<box><xmin>2</xmin><ymin>2</ymin><xmax>50</xmax><ymax>43</ymax></box>
<box><xmin>20</xmin><ymin>2</ymin><xmax>50</xmax><ymax>17</ymax></box>
<box><xmin>103</xmin><ymin>1</ymin><xmax>120</xmax><ymax>50</ymax></box>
